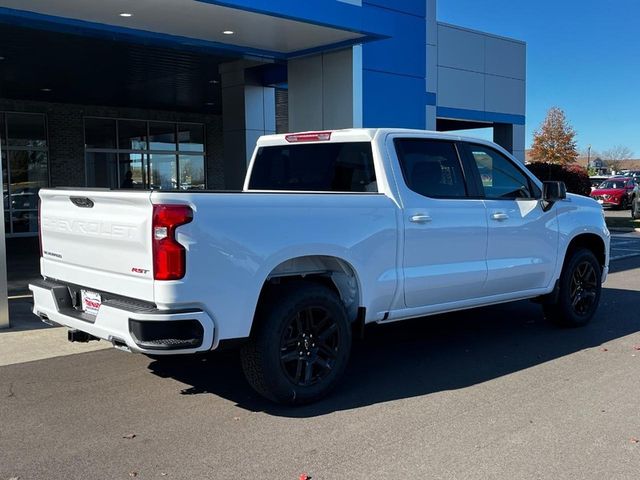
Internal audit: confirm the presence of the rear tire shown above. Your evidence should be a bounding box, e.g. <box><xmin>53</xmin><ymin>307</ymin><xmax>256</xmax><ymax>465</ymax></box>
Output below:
<box><xmin>544</xmin><ymin>249</ymin><xmax>602</xmax><ymax>327</ymax></box>
<box><xmin>240</xmin><ymin>282</ymin><xmax>352</xmax><ymax>405</ymax></box>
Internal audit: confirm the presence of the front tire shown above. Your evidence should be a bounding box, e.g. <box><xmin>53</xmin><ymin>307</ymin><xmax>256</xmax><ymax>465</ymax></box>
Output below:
<box><xmin>240</xmin><ymin>282</ymin><xmax>352</xmax><ymax>405</ymax></box>
<box><xmin>544</xmin><ymin>249</ymin><xmax>602</xmax><ymax>327</ymax></box>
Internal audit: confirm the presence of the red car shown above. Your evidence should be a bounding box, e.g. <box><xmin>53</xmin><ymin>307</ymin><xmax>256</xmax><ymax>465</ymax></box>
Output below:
<box><xmin>590</xmin><ymin>177</ymin><xmax>637</xmax><ymax>209</ymax></box>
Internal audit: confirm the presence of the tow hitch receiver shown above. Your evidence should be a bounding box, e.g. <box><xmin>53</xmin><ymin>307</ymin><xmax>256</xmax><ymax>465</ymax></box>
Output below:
<box><xmin>67</xmin><ymin>329</ymin><xmax>99</xmax><ymax>343</ymax></box>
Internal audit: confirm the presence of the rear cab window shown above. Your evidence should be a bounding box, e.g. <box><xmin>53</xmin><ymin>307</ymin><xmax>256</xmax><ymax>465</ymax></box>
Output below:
<box><xmin>248</xmin><ymin>142</ymin><xmax>377</xmax><ymax>192</ymax></box>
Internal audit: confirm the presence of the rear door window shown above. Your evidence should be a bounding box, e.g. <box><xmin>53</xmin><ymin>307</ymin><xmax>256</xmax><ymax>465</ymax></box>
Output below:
<box><xmin>248</xmin><ymin>142</ymin><xmax>377</xmax><ymax>192</ymax></box>
<box><xmin>394</xmin><ymin>138</ymin><xmax>468</xmax><ymax>198</ymax></box>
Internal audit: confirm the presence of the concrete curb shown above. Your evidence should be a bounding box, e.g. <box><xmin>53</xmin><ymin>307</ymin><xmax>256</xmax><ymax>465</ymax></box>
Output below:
<box><xmin>0</xmin><ymin>298</ymin><xmax>109</xmax><ymax>366</ymax></box>
<box><xmin>0</xmin><ymin>326</ymin><xmax>110</xmax><ymax>367</ymax></box>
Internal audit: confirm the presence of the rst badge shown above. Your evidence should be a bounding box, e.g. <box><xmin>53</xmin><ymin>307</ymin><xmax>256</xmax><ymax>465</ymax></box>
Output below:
<box><xmin>131</xmin><ymin>267</ymin><xmax>150</xmax><ymax>275</ymax></box>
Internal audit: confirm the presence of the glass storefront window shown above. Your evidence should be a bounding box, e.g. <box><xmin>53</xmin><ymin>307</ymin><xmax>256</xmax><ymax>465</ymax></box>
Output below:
<box><xmin>1</xmin><ymin>112</ymin><xmax>49</xmax><ymax>236</ymax></box>
<box><xmin>86</xmin><ymin>152</ymin><xmax>118</xmax><ymax>189</ymax></box>
<box><xmin>85</xmin><ymin>118</ymin><xmax>117</xmax><ymax>149</ymax></box>
<box><xmin>0</xmin><ymin>114</ymin><xmax>5</xmax><ymax>146</ymax></box>
<box><xmin>85</xmin><ymin>118</ymin><xmax>206</xmax><ymax>191</ymax></box>
<box><xmin>6</xmin><ymin>113</ymin><xmax>47</xmax><ymax>148</ymax></box>
<box><xmin>2</xmin><ymin>150</ymin><xmax>8</xmax><ymax>207</ymax></box>
<box><xmin>11</xmin><ymin>210</ymin><xmax>38</xmax><ymax>234</ymax></box>
<box><xmin>119</xmin><ymin>154</ymin><xmax>146</xmax><ymax>189</ymax></box>
<box><xmin>179</xmin><ymin>154</ymin><xmax>205</xmax><ymax>190</ymax></box>
<box><xmin>118</xmin><ymin>120</ymin><xmax>147</xmax><ymax>150</ymax></box>
<box><xmin>178</xmin><ymin>124</ymin><xmax>204</xmax><ymax>152</ymax></box>
<box><xmin>149</xmin><ymin>154</ymin><xmax>177</xmax><ymax>190</ymax></box>
<box><xmin>148</xmin><ymin>122</ymin><xmax>176</xmax><ymax>151</ymax></box>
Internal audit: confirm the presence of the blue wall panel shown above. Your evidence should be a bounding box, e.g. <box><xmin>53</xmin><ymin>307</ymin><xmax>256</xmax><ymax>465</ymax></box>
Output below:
<box><xmin>363</xmin><ymin>69</ymin><xmax>426</xmax><ymax>129</ymax></box>
<box><xmin>362</xmin><ymin>10</ymin><xmax>425</xmax><ymax>78</ymax></box>
<box><xmin>361</xmin><ymin>1</ymin><xmax>427</xmax><ymax>129</ymax></box>
<box><xmin>363</xmin><ymin>0</ymin><xmax>426</xmax><ymax>17</ymax></box>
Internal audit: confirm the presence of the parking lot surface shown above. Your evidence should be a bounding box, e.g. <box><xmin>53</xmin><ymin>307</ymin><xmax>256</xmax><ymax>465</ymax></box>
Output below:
<box><xmin>1</xmin><ymin>254</ymin><xmax>640</xmax><ymax>479</ymax></box>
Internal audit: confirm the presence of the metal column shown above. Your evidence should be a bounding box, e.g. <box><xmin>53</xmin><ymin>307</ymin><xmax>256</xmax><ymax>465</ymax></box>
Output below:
<box><xmin>0</xmin><ymin>142</ymin><xmax>9</xmax><ymax>328</ymax></box>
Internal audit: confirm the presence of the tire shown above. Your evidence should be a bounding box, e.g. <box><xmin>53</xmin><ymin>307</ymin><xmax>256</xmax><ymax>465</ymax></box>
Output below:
<box><xmin>544</xmin><ymin>248</ymin><xmax>602</xmax><ymax>327</ymax></box>
<box><xmin>240</xmin><ymin>282</ymin><xmax>352</xmax><ymax>405</ymax></box>
<box><xmin>620</xmin><ymin>196</ymin><xmax>629</xmax><ymax>210</ymax></box>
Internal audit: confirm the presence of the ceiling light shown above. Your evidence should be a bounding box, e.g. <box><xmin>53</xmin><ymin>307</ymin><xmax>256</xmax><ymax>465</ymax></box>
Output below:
<box><xmin>119</xmin><ymin>12</ymin><xmax>133</xmax><ymax>17</ymax></box>
<box><xmin>205</xmin><ymin>102</ymin><xmax>215</xmax><ymax>106</ymax></box>
<box><xmin>208</xmin><ymin>79</ymin><xmax>219</xmax><ymax>84</ymax></box>
<box><xmin>0</xmin><ymin>56</ymin><xmax>5</xmax><ymax>61</ymax></box>
<box><xmin>40</xmin><ymin>88</ymin><xmax>52</xmax><ymax>92</ymax></box>
<box><xmin>222</xmin><ymin>30</ymin><xmax>234</xmax><ymax>35</ymax></box>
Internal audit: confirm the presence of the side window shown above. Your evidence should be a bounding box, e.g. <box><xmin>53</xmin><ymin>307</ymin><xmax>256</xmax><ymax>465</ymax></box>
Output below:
<box><xmin>394</xmin><ymin>139</ymin><xmax>467</xmax><ymax>198</ymax></box>
<box><xmin>468</xmin><ymin>144</ymin><xmax>535</xmax><ymax>199</ymax></box>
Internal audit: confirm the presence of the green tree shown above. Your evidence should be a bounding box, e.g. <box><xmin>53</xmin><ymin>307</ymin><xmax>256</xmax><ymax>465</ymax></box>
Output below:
<box><xmin>530</xmin><ymin>107</ymin><xmax>578</xmax><ymax>165</ymax></box>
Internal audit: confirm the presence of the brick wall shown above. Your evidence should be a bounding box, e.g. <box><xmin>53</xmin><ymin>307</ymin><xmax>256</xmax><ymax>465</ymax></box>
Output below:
<box><xmin>0</xmin><ymin>98</ymin><xmax>225</xmax><ymax>189</ymax></box>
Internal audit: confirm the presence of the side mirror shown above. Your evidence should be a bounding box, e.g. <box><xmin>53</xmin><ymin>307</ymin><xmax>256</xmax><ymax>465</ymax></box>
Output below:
<box><xmin>541</xmin><ymin>181</ymin><xmax>566</xmax><ymax>211</ymax></box>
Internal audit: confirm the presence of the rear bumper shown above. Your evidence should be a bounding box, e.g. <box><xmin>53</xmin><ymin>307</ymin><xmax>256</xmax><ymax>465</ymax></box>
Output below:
<box><xmin>29</xmin><ymin>279</ymin><xmax>215</xmax><ymax>355</ymax></box>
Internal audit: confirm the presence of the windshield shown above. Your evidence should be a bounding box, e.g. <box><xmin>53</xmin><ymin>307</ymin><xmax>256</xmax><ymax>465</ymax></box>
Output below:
<box><xmin>599</xmin><ymin>180</ymin><xmax>626</xmax><ymax>189</ymax></box>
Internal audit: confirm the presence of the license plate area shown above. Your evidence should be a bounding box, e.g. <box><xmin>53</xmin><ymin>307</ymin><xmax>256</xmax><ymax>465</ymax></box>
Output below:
<box><xmin>81</xmin><ymin>289</ymin><xmax>102</xmax><ymax>316</ymax></box>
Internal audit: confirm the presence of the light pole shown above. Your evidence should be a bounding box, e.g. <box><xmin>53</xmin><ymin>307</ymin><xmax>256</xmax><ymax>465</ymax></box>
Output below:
<box><xmin>587</xmin><ymin>144</ymin><xmax>592</xmax><ymax>169</ymax></box>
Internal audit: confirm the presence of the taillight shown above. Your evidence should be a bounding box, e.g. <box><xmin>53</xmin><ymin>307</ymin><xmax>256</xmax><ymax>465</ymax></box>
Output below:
<box><xmin>152</xmin><ymin>204</ymin><xmax>193</xmax><ymax>280</ymax></box>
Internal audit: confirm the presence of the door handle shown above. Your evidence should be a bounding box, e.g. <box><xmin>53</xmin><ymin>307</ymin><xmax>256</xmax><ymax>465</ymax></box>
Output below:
<box><xmin>410</xmin><ymin>214</ymin><xmax>432</xmax><ymax>224</ymax></box>
<box><xmin>491</xmin><ymin>212</ymin><xmax>509</xmax><ymax>221</ymax></box>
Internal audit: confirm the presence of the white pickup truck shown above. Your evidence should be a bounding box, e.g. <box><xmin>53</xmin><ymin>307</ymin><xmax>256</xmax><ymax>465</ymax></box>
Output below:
<box><xmin>31</xmin><ymin>129</ymin><xmax>610</xmax><ymax>404</ymax></box>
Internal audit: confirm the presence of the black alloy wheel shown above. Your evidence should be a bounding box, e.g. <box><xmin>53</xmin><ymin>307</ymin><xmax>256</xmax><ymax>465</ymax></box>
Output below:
<box><xmin>569</xmin><ymin>260</ymin><xmax>598</xmax><ymax>316</ymax></box>
<box><xmin>279</xmin><ymin>306</ymin><xmax>341</xmax><ymax>387</ymax></box>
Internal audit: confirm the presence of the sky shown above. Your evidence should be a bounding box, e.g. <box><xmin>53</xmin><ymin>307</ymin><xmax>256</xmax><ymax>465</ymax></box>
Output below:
<box><xmin>438</xmin><ymin>0</ymin><xmax>640</xmax><ymax>157</ymax></box>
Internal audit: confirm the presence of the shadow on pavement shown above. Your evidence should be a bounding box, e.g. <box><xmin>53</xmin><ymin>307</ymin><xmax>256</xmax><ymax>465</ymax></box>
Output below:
<box><xmin>147</xmin><ymin>281</ymin><xmax>640</xmax><ymax>418</ymax></box>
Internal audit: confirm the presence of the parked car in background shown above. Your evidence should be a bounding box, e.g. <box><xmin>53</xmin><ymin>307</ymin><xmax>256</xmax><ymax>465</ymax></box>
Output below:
<box><xmin>590</xmin><ymin>176</ymin><xmax>637</xmax><ymax>209</ymax></box>
<box><xmin>589</xmin><ymin>175</ymin><xmax>609</xmax><ymax>191</ymax></box>
<box><xmin>621</xmin><ymin>170</ymin><xmax>640</xmax><ymax>178</ymax></box>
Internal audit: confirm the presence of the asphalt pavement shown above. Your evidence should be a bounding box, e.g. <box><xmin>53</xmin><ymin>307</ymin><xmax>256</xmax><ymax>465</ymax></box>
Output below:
<box><xmin>2</xmin><ymin>255</ymin><xmax>640</xmax><ymax>479</ymax></box>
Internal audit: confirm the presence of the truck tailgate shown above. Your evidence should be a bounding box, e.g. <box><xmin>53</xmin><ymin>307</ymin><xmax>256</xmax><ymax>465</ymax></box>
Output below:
<box><xmin>39</xmin><ymin>189</ymin><xmax>155</xmax><ymax>302</ymax></box>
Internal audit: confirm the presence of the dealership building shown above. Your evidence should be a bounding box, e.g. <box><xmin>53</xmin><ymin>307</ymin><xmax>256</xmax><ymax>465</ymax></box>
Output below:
<box><xmin>0</xmin><ymin>0</ymin><xmax>526</xmax><ymax>239</ymax></box>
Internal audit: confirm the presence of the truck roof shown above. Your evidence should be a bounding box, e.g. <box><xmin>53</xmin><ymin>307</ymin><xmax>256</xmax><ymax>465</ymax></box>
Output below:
<box><xmin>256</xmin><ymin>128</ymin><xmax>498</xmax><ymax>148</ymax></box>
